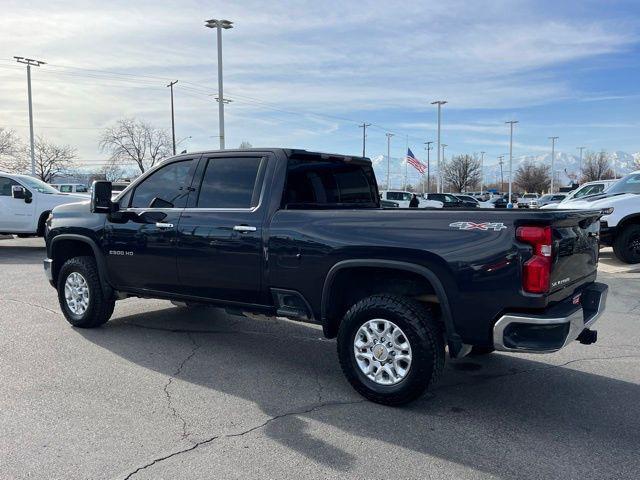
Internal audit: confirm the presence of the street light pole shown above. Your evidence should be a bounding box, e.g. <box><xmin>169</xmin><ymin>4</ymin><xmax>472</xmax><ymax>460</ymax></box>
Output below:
<box><xmin>441</xmin><ymin>144</ymin><xmax>448</xmax><ymax>192</ymax></box>
<box><xmin>14</xmin><ymin>56</ymin><xmax>45</xmax><ymax>176</ymax></box>
<box><xmin>385</xmin><ymin>133</ymin><xmax>394</xmax><ymax>190</ymax></box>
<box><xmin>205</xmin><ymin>18</ymin><xmax>233</xmax><ymax>150</ymax></box>
<box><xmin>431</xmin><ymin>100</ymin><xmax>447</xmax><ymax>193</ymax></box>
<box><xmin>480</xmin><ymin>151</ymin><xmax>485</xmax><ymax>195</ymax></box>
<box><xmin>505</xmin><ymin>121</ymin><xmax>518</xmax><ymax>207</ymax></box>
<box><xmin>549</xmin><ymin>136</ymin><xmax>559</xmax><ymax>193</ymax></box>
<box><xmin>577</xmin><ymin>146</ymin><xmax>585</xmax><ymax>181</ymax></box>
<box><xmin>167</xmin><ymin>80</ymin><xmax>178</xmax><ymax>155</ymax></box>
<box><xmin>424</xmin><ymin>141</ymin><xmax>433</xmax><ymax>194</ymax></box>
<box><xmin>498</xmin><ymin>155</ymin><xmax>505</xmax><ymax>192</ymax></box>
<box><xmin>359</xmin><ymin>123</ymin><xmax>371</xmax><ymax>158</ymax></box>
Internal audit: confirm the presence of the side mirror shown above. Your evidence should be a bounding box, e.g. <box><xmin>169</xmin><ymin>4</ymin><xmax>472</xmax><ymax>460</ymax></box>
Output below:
<box><xmin>11</xmin><ymin>185</ymin><xmax>25</xmax><ymax>200</ymax></box>
<box><xmin>91</xmin><ymin>181</ymin><xmax>113</xmax><ymax>213</ymax></box>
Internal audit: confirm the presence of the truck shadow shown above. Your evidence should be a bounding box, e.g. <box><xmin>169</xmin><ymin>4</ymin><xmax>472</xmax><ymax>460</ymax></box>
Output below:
<box><xmin>0</xmin><ymin>245</ymin><xmax>47</xmax><ymax>265</ymax></box>
<box><xmin>78</xmin><ymin>305</ymin><xmax>640</xmax><ymax>479</ymax></box>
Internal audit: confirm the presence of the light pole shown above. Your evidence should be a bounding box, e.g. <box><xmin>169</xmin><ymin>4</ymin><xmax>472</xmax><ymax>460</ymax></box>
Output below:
<box><xmin>549</xmin><ymin>136</ymin><xmax>558</xmax><ymax>193</ymax></box>
<box><xmin>14</xmin><ymin>56</ymin><xmax>45</xmax><ymax>176</ymax></box>
<box><xmin>431</xmin><ymin>100</ymin><xmax>447</xmax><ymax>192</ymax></box>
<box><xmin>441</xmin><ymin>144</ymin><xmax>448</xmax><ymax>192</ymax></box>
<box><xmin>577</xmin><ymin>146</ymin><xmax>585</xmax><ymax>181</ymax></box>
<box><xmin>359</xmin><ymin>123</ymin><xmax>371</xmax><ymax>158</ymax></box>
<box><xmin>385</xmin><ymin>133</ymin><xmax>394</xmax><ymax>190</ymax></box>
<box><xmin>498</xmin><ymin>155</ymin><xmax>505</xmax><ymax>192</ymax></box>
<box><xmin>480</xmin><ymin>151</ymin><xmax>486</xmax><ymax>195</ymax></box>
<box><xmin>505</xmin><ymin>121</ymin><xmax>518</xmax><ymax>207</ymax></box>
<box><xmin>167</xmin><ymin>80</ymin><xmax>178</xmax><ymax>155</ymax></box>
<box><xmin>424</xmin><ymin>141</ymin><xmax>433</xmax><ymax>194</ymax></box>
<box><xmin>205</xmin><ymin>18</ymin><xmax>233</xmax><ymax>150</ymax></box>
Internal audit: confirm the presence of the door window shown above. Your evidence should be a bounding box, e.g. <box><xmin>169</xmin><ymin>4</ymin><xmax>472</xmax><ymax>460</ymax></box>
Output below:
<box><xmin>0</xmin><ymin>177</ymin><xmax>20</xmax><ymax>196</ymax></box>
<box><xmin>197</xmin><ymin>157</ymin><xmax>264</xmax><ymax>208</ymax></box>
<box><xmin>130</xmin><ymin>159</ymin><xmax>195</xmax><ymax>208</ymax></box>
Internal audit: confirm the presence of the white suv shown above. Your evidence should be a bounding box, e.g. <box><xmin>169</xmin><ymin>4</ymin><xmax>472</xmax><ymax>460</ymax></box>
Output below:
<box><xmin>380</xmin><ymin>190</ymin><xmax>443</xmax><ymax>208</ymax></box>
<box><xmin>0</xmin><ymin>172</ymin><xmax>88</xmax><ymax>237</ymax></box>
<box><xmin>564</xmin><ymin>171</ymin><xmax>640</xmax><ymax>263</ymax></box>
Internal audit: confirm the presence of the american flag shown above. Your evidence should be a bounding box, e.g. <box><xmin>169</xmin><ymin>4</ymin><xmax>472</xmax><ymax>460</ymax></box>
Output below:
<box><xmin>406</xmin><ymin>148</ymin><xmax>427</xmax><ymax>175</ymax></box>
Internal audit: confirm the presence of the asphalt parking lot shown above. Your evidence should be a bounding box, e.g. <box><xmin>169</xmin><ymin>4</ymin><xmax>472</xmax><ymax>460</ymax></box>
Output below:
<box><xmin>1</xmin><ymin>237</ymin><xmax>639</xmax><ymax>480</ymax></box>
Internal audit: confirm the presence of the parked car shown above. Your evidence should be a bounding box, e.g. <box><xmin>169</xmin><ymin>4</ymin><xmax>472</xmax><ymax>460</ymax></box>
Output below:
<box><xmin>518</xmin><ymin>193</ymin><xmax>539</xmax><ymax>208</ymax></box>
<box><xmin>452</xmin><ymin>194</ymin><xmax>480</xmax><ymax>207</ymax></box>
<box><xmin>541</xmin><ymin>180</ymin><xmax>617</xmax><ymax>209</ymax></box>
<box><xmin>51</xmin><ymin>183</ymin><xmax>90</xmax><ymax>195</ymax></box>
<box><xmin>537</xmin><ymin>193</ymin><xmax>567</xmax><ymax>208</ymax></box>
<box><xmin>0</xmin><ymin>172</ymin><xmax>88</xmax><ymax>237</ymax></box>
<box><xmin>560</xmin><ymin>171</ymin><xmax>640</xmax><ymax>263</ymax></box>
<box><xmin>424</xmin><ymin>193</ymin><xmax>470</xmax><ymax>208</ymax></box>
<box><xmin>44</xmin><ymin>148</ymin><xmax>607</xmax><ymax>405</ymax></box>
<box><xmin>381</xmin><ymin>190</ymin><xmax>442</xmax><ymax>208</ymax></box>
<box><xmin>380</xmin><ymin>199</ymin><xmax>399</xmax><ymax>208</ymax></box>
<box><xmin>486</xmin><ymin>195</ymin><xmax>519</xmax><ymax>208</ymax></box>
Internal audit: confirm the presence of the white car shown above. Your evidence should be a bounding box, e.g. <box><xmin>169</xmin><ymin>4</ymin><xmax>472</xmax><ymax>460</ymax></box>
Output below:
<box><xmin>380</xmin><ymin>190</ymin><xmax>443</xmax><ymax>208</ymax></box>
<box><xmin>562</xmin><ymin>171</ymin><xmax>640</xmax><ymax>263</ymax></box>
<box><xmin>540</xmin><ymin>180</ymin><xmax>617</xmax><ymax>209</ymax></box>
<box><xmin>0</xmin><ymin>172</ymin><xmax>88</xmax><ymax>237</ymax></box>
<box><xmin>51</xmin><ymin>183</ymin><xmax>90</xmax><ymax>195</ymax></box>
<box><xmin>518</xmin><ymin>193</ymin><xmax>539</xmax><ymax>208</ymax></box>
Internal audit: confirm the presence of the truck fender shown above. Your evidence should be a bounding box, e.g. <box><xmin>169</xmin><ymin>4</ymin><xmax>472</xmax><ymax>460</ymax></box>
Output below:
<box><xmin>321</xmin><ymin>259</ymin><xmax>465</xmax><ymax>357</ymax></box>
<box><xmin>50</xmin><ymin>234</ymin><xmax>113</xmax><ymax>297</ymax></box>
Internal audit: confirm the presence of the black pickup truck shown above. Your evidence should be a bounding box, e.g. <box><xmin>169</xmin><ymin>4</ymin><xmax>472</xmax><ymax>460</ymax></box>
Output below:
<box><xmin>44</xmin><ymin>149</ymin><xmax>608</xmax><ymax>405</ymax></box>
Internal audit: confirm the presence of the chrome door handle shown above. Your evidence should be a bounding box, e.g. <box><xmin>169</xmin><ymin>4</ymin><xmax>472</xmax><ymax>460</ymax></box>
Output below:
<box><xmin>233</xmin><ymin>225</ymin><xmax>257</xmax><ymax>232</ymax></box>
<box><xmin>155</xmin><ymin>222</ymin><xmax>174</xmax><ymax>229</ymax></box>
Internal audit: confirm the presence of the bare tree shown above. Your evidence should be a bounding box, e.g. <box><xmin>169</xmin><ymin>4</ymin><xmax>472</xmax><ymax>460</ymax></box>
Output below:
<box><xmin>442</xmin><ymin>154</ymin><xmax>481</xmax><ymax>192</ymax></box>
<box><xmin>0</xmin><ymin>128</ymin><xmax>27</xmax><ymax>173</ymax></box>
<box><xmin>238</xmin><ymin>141</ymin><xmax>253</xmax><ymax>149</ymax></box>
<box><xmin>514</xmin><ymin>160</ymin><xmax>550</xmax><ymax>193</ymax></box>
<box><xmin>100</xmin><ymin>118</ymin><xmax>171</xmax><ymax>174</ymax></box>
<box><xmin>32</xmin><ymin>136</ymin><xmax>77</xmax><ymax>182</ymax></box>
<box><xmin>581</xmin><ymin>151</ymin><xmax>614</xmax><ymax>182</ymax></box>
<box><xmin>99</xmin><ymin>158</ymin><xmax>127</xmax><ymax>182</ymax></box>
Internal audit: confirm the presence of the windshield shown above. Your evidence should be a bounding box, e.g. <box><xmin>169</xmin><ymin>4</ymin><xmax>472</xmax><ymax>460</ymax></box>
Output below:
<box><xmin>18</xmin><ymin>177</ymin><xmax>60</xmax><ymax>194</ymax></box>
<box><xmin>606</xmin><ymin>173</ymin><xmax>640</xmax><ymax>195</ymax></box>
<box><xmin>539</xmin><ymin>195</ymin><xmax>553</xmax><ymax>201</ymax></box>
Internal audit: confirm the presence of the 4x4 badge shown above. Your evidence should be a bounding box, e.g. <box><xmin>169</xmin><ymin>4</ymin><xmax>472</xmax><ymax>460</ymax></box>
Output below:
<box><xmin>449</xmin><ymin>221</ymin><xmax>507</xmax><ymax>232</ymax></box>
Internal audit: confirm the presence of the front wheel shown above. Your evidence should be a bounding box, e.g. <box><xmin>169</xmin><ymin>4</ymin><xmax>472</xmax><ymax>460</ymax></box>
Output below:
<box><xmin>337</xmin><ymin>295</ymin><xmax>445</xmax><ymax>406</ymax></box>
<box><xmin>613</xmin><ymin>224</ymin><xmax>640</xmax><ymax>264</ymax></box>
<box><xmin>57</xmin><ymin>256</ymin><xmax>115</xmax><ymax>328</ymax></box>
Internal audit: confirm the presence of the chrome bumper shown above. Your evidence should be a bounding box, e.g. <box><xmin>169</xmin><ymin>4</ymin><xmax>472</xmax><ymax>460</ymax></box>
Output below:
<box><xmin>493</xmin><ymin>282</ymin><xmax>608</xmax><ymax>353</ymax></box>
<box><xmin>43</xmin><ymin>258</ymin><xmax>54</xmax><ymax>286</ymax></box>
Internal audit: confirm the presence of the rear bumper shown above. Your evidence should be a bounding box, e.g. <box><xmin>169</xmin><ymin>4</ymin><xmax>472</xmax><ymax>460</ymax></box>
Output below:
<box><xmin>493</xmin><ymin>282</ymin><xmax>608</xmax><ymax>353</ymax></box>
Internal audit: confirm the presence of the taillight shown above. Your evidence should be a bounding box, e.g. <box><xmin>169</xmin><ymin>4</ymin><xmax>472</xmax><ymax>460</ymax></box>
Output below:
<box><xmin>517</xmin><ymin>225</ymin><xmax>552</xmax><ymax>293</ymax></box>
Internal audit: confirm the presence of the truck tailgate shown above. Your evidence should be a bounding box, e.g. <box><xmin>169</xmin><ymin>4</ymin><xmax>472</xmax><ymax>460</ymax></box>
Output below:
<box><xmin>549</xmin><ymin>210</ymin><xmax>601</xmax><ymax>293</ymax></box>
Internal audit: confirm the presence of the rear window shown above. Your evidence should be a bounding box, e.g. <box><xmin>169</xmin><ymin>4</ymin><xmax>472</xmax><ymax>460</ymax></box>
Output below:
<box><xmin>283</xmin><ymin>158</ymin><xmax>378</xmax><ymax>208</ymax></box>
<box><xmin>607</xmin><ymin>173</ymin><xmax>640</xmax><ymax>195</ymax></box>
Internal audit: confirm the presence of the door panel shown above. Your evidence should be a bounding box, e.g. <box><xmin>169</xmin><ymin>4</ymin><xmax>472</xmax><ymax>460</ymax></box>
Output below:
<box><xmin>176</xmin><ymin>155</ymin><xmax>267</xmax><ymax>304</ymax></box>
<box><xmin>0</xmin><ymin>177</ymin><xmax>35</xmax><ymax>231</ymax></box>
<box><xmin>103</xmin><ymin>157</ymin><xmax>198</xmax><ymax>293</ymax></box>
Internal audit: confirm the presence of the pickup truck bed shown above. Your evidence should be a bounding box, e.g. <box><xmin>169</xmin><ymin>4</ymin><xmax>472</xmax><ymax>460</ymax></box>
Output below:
<box><xmin>44</xmin><ymin>148</ymin><xmax>608</xmax><ymax>405</ymax></box>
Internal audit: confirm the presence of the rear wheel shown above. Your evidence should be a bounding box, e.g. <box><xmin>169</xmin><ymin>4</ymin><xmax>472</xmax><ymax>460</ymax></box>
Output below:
<box><xmin>337</xmin><ymin>295</ymin><xmax>445</xmax><ymax>406</ymax></box>
<box><xmin>57</xmin><ymin>256</ymin><xmax>114</xmax><ymax>328</ymax></box>
<box><xmin>613</xmin><ymin>224</ymin><xmax>640</xmax><ymax>264</ymax></box>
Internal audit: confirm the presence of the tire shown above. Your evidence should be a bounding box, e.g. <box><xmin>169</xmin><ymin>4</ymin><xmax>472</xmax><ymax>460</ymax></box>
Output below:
<box><xmin>337</xmin><ymin>295</ymin><xmax>445</xmax><ymax>406</ymax></box>
<box><xmin>17</xmin><ymin>234</ymin><xmax>32</xmax><ymax>238</ymax></box>
<box><xmin>57</xmin><ymin>256</ymin><xmax>115</xmax><ymax>328</ymax></box>
<box><xmin>469</xmin><ymin>345</ymin><xmax>495</xmax><ymax>356</ymax></box>
<box><xmin>613</xmin><ymin>224</ymin><xmax>640</xmax><ymax>264</ymax></box>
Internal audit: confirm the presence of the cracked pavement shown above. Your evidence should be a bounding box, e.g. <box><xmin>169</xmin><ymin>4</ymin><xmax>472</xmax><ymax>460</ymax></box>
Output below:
<box><xmin>1</xmin><ymin>237</ymin><xmax>639</xmax><ymax>480</ymax></box>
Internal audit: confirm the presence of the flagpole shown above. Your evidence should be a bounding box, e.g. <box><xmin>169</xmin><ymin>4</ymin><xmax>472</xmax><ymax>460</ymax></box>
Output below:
<box><xmin>404</xmin><ymin>135</ymin><xmax>409</xmax><ymax>189</ymax></box>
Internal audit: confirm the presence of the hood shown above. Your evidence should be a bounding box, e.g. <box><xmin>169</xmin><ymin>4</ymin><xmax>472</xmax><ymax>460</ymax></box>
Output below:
<box><xmin>56</xmin><ymin>192</ymin><xmax>90</xmax><ymax>200</ymax></box>
<box><xmin>562</xmin><ymin>192</ymin><xmax>637</xmax><ymax>210</ymax></box>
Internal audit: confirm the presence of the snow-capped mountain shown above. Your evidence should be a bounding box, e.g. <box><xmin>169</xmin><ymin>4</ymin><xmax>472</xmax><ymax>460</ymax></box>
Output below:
<box><xmin>482</xmin><ymin>151</ymin><xmax>640</xmax><ymax>185</ymax></box>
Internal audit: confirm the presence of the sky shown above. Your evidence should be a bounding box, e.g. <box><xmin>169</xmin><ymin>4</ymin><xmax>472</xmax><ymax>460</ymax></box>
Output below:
<box><xmin>1</xmin><ymin>0</ymin><xmax>640</xmax><ymax>185</ymax></box>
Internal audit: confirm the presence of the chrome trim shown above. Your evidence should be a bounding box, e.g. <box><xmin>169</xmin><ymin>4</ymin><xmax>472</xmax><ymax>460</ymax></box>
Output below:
<box><xmin>233</xmin><ymin>225</ymin><xmax>257</xmax><ymax>232</ymax></box>
<box><xmin>155</xmin><ymin>222</ymin><xmax>174</xmax><ymax>229</ymax></box>
<box><xmin>493</xmin><ymin>287</ymin><xmax>608</xmax><ymax>353</ymax></box>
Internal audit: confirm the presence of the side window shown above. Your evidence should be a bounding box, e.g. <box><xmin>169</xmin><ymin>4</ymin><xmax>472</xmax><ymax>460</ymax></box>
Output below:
<box><xmin>197</xmin><ymin>157</ymin><xmax>263</xmax><ymax>208</ymax></box>
<box><xmin>76</xmin><ymin>185</ymin><xmax>88</xmax><ymax>192</ymax></box>
<box><xmin>0</xmin><ymin>177</ymin><xmax>19</xmax><ymax>196</ymax></box>
<box><xmin>60</xmin><ymin>185</ymin><xmax>72</xmax><ymax>193</ymax></box>
<box><xmin>130</xmin><ymin>159</ymin><xmax>195</xmax><ymax>208</ymax></box>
